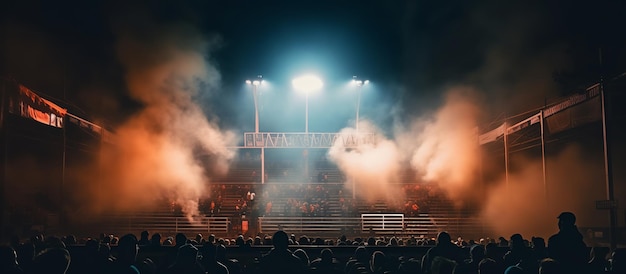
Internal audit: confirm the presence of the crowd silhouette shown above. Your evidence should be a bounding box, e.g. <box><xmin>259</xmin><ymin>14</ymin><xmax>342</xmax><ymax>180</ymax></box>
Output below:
<box><xmin>1</xmin><ymin>212</ymin><xmax>624</xmax><ymax>274</ymax></box>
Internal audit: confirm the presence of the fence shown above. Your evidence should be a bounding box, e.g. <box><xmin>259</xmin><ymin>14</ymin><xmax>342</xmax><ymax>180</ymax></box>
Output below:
<box><xmin>259</xmin><ymin>214</ymin><xmax>487</xmax><ymax>238</ymax></box>
<box><xmin>92</xmin><ymin>216</ymin><xmax>231</xmax><ymax>236</ymax></box>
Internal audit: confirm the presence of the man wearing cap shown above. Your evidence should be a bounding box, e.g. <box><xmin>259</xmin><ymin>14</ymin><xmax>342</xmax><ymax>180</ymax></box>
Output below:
<box><xmin>547</xmin><ymin>212</ymin><xmax>588</xmax><ymax>273</ymax></box>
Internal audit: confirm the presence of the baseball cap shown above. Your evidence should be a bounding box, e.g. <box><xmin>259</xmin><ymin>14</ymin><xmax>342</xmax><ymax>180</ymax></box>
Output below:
<box><xmin>557</xmin><ymin>212</ymin><xmax>576</xmax><ymax>224</ymax></box>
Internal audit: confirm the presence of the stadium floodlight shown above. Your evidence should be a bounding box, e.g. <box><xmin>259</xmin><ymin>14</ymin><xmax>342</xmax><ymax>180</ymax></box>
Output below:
<box><xmin>351</xmin><ymin>76</ymin><xmax>369</xmax><ymax>132</ymax></box>
<box><xmin>292</xmin><ymin>74</ymin><xmax>323</xmax><ymax>134</ymax></box>
<box><xmin>245</xmin><ymin>75</ymin><xmax>265</xmax><ymax>132</ymax></box>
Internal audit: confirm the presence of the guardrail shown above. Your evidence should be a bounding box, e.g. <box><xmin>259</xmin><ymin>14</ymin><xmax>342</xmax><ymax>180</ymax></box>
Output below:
<box><xmin>258</xmin><ymin>215</ymin><xmax>487</xmax><ymax>238</ymax></box>
<box><xmin>94</xmin><ymin>216</ymin><xmax>231</xmax><ymax>236</ymax></box>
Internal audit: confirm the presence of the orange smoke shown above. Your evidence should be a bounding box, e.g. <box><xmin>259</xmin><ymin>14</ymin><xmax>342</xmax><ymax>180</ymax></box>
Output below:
<box><xmin>406</xmin><ymin>88</ymin><xmax>482</xmax><ymax>206</ymax></box>
<box><xmin>83</xmin><ymin>23</ymin><xmax>236</xmax><ymax>220</ymax></box>
<box><xmin>482</xmin><ymin>144</ymin><xmax>608</xmax><ymax>239</ymax></box>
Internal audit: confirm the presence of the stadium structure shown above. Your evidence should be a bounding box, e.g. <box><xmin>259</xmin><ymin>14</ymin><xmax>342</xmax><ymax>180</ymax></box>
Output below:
<box><xmin>0</xmin><ymin>75</ymin><xmax>625</xmax><ymax>245</ymax></box>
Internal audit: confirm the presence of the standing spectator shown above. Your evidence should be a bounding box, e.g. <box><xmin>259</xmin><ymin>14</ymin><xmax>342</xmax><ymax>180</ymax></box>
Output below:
<box><xmin>547</xmin><ymin>212</ymin><xmax>588</xmax><ymax>273</ymax></box>
<box><xmin>421</xmin><ymin>232</ymin><xmax>464</xmax><ymax>274</ymax></box>
<box><xmin>258</xmin><ymin>231</ymin><xmax>305</xmax><ymax>274</ymax></box>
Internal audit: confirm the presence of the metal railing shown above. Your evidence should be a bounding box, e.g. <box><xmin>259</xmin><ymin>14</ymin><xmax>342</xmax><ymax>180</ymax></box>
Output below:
<box><xmin>94</xmin><ymin>215</ymin><xmax>231</xmax><ymax>235</ymax></box>
<box><xmin>258</xmin><ymin>215</ymin><xmax>487</xmax><ymax>238</ymax></box>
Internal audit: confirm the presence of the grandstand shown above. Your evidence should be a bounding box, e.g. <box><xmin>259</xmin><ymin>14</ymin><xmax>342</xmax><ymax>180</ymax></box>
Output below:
<box><xmin>78</xmin><ymin>153</ymin><xmax>488</xmax><ymax>241</ymax></box>
<box><xmin>2</xmin><ymin>77</ymin><xmax>626</xmax><ymax>245</ymax></box>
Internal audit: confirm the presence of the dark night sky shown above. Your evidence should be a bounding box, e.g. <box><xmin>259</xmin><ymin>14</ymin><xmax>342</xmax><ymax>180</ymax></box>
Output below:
<box><xmin>1</xmin><ymin>0</ymin><xmax>625</xmax><ymax>133</ymax></box>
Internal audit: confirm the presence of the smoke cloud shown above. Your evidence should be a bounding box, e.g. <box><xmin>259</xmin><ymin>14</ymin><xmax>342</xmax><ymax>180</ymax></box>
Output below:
<box><xmin>81</xmin><ymin>22</ymin><xmax>237</xmax><ymax>221</ymax></box>
<box><xmin>330</xmin><ymin>84</ymin><xmax>606</xmax><ymax>241</ymax></box>
<box><xmin>328</xmin><ymin>122</ymin><xmax>404</xmax><ymax>204</ymax></box>
<box><xmin>405</xmin><ymin>89</ymin><xmax>482</xmax><ymax>206</ymax></box>
<box><xmin>328</xmin><ymin>88</ymin><xmax>482</xmax><ymax>207</ymax></box>
<box><xmin>482</xmin><ymin>144</ymin><xmax>607</xmax><ymax>239</ymax></box>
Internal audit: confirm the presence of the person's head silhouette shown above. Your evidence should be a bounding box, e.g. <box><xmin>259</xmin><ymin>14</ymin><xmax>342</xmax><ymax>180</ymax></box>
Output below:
<box><xmin>557</xmin><ymin>212</ymin><xmax>576</xmax><ymax>229</ymax></box>
<box><xmin>272</xmin><ymin>231</ymin><xmax>289</xmax><ymax>250</ymax></box>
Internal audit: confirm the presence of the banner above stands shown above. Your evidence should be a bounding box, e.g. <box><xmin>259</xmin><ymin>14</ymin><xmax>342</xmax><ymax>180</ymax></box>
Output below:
<box><xmin>478</xmin><ymin>83</ymin><xmax>601</xmax><ymax>145</ymax></box>
<box><xmin>5</xmin><ymin>81</ymin><xmax>115</xmax><ymax>143</ymax></box>
<box><xmin>9</xmin><ymin>84</ymin><xmax>67</xmax><ymax>128</ymax></box>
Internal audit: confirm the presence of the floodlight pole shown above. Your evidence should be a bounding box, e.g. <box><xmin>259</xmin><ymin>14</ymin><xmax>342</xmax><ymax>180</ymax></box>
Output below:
<box><xmin>356</xmin><ymin>86</ymin><xmax>361</xmax><ymax>133</ymax></box>
<box><xmin>305</xmin><ymin>92</ymin><xmax>309</xmax><ymax>135</ymax></box>
<box><xmin>247</xmin><ymin>76</ymin><xmax>264</xmax><ymax>184</ymax></box>
<box><xmin>352</xmin><ymin>76</ymin><xmax>368</xmax><ymax>133</ymax></box>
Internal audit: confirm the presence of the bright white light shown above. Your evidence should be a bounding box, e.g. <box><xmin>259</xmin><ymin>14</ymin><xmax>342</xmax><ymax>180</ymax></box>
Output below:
<box><xmin>252</xmin><ymin>80</ymin><xmax>261</xmax><ymax>86</ymax></box>
<box><xmin>292</xmin><ymin>74</ymin><xmax>323</xmax><ymax>93</ymax></box>
<box><xmin>245</xmin><ymin>80</ymin><xmax>252</xmax><ymax>85</ymax></box>
<box><xmin>351</xmin><ymin>76</ymin><xmax>369</xmax><ymax>87</ymax></box>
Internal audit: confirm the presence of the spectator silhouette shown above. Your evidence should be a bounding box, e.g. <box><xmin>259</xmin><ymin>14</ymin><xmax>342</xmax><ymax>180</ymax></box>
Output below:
<box><xmin>610</xmin><ymin>248</ymin><xmax>626</xmax><ymax>273</ymax></box>
<box><xmin>293</xmin><ymin>248</ymin><xmax>310</xmax><ymax>267</ymax></box>
<box><xmin>538</xmin><ymin>258</ymin><xmax>561</xmax><ymax>274</ymax></box>
<box><xmin>431</xmin><ymin>256</ymin><xmax>457</xmax><ymax>274</ymax></box>
<box><xmin>310</xmin><ymin>248</ymin><xmax>341</xmax><ymax>274</ymax></box>
<box><xmin>478</xmin><ymin>258</ymin><xmax>499</xmax><ymax>274</ymax></box>
<box><xmin>216</xmin><ymin>244</ymin><xmax>242</xmax><ymax>274</ymax></box>
<box><xmin>138</xmin><ymin>231</ymin><xmax>150</xmax><ymax>246</ymax></box>
<box><xmin>397</xmin><ymin>257</ymin><xmax>421</xmax><ymax>274</ymax></box>
<box><xmin>370</xmin><ymin>250</ymin><xmax>388</xmax><ymax>274</ymax></box>
<box><xmin>421</xmin><ymin>231</ymin><xmax>463</xmax><ymax>274</ymax></box>
<box><xmin>137</xmin><ymin>258</ymin><xmax>157</xmax><ymax>274</ymax></box>
<box><xmin>31</xmin><ymin>247</ymin><xmax>71</xmax><ymax>274</ymax></box>
<box><xmin>150</xmin><ymin>233</ymin><xmax>161</xmax><ymax>246</ymax></box>
<box><xmin>106</xmin><ymin>233</ymin><xmax>140</xmax><ymax>274</ymax></box>
<box><xmin>175</xmin><ymin>233</ymin><xmax>188</xmax><ymax>247</ymax></box>
<box><xmin>483</xmin><ymin>243</ymin><xmax>505</xmax><ymax>274</ymax></box>
<box><xmin>0</xmin><ymin>245</ymin><xmax>24</xmax><ymax>274</ymax></box>
<box><xmin>497</xmin><ymin>237</ymin><xmax>509</xmax><ymax>247</ymax></box>
<box><xmin>547</xmin><ymin>212</ymin><xmax>588</xmax><ymax>273</ymax></box>
<box><xmin>293</xmin><ymin>248</ymin><xmax>311</xmax><ymax>274</ymax></box>
<box><xmin>588</xmin><ymin>246</ymin><xmax>610</xmax><ymax>274</ymax></box>
<box><xmin>70</xmin><ymin>239</ymin><xmax>99</xmax><ymax>274</ymax></box>
<box><xmin>503</xmin><ymin>265</ymin><xmax>523</xmax><ymax>274</ymax></box>
<box><xmin>530</xmin><ymin>237</ymin><xmax>548</xmax><ymax>263</ymax></box>
<box><xmin>200</xmin><ymin>243</ymin><xmax>228</xmax><ymax>274</ymax></box>
<box><xmin>345</xmin><ymin>245</ymin><xmax>370</xmax><ymax>274</ymax></box>
<box><xmin>195</xmin><ymin>234</ymin><xmax>204</xmax><ymax>245</ymax></box>
<box><xmin>455</xmin><ymin>244</ymin><xmax>485</xmax><ymax>274</ymax></box>
<box><xmin>165</xmin><ymin>244</ymin><xmax>205</xmax><ymax>274</ymax></box>
<box><xmin>504</xmin><ymin>234</ymin><xmax>536</xmax><ymax>273</ymax></box>
<box><xmin>62</xmin><ymin>235</ymin><xmax>77</xmax><ymax>247</ymax></box>
<box><xmin>257</xmin><ymin>230</ymin><xmax>305</xmax><ymax>274</ymax></box>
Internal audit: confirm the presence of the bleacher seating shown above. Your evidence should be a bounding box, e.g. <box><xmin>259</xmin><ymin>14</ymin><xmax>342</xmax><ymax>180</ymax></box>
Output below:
<box><xmin>85</xmin><ymin>161</ymin><xmax>487</xmax><ymax>240</ymax></box>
